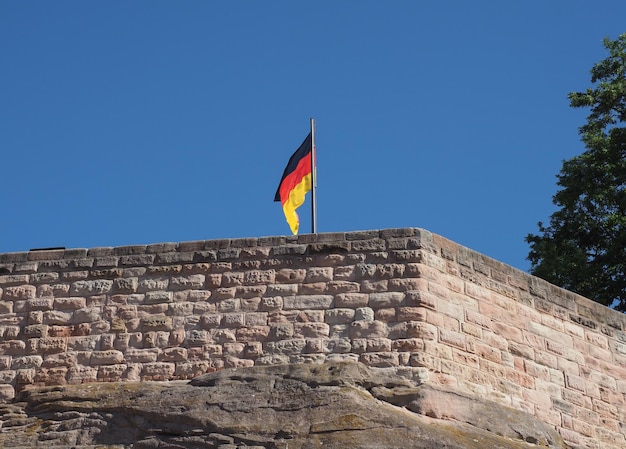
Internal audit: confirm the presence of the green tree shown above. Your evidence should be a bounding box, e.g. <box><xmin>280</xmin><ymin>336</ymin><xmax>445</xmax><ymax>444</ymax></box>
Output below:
<box><xmin>526</xmin><ymin>33</ymin><xmax>626</xmax><ymax>311</ymax></box>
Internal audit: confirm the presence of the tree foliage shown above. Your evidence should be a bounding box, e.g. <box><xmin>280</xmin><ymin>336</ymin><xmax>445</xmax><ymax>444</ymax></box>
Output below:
<box><xmin>526</xmin><ymin>33</ymin><xmax>626</xmax><ymax>311</ymax></box>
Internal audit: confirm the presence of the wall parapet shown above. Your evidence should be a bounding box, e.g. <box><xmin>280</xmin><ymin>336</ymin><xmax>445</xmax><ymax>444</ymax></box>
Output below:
<box><xmin>0</xmin><ymin>228</ymin><xmax>625</xmax><ymax>448</ymax></box>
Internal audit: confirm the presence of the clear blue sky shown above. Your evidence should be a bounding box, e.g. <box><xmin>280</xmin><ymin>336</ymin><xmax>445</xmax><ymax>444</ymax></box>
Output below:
<box><xmin>2</xmin><ymin>1</ymin><xmax>625</xmax><ymax>272</ymax></box>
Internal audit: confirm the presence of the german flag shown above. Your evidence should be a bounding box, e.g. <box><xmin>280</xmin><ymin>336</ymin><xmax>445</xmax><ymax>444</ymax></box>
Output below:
<box><xmin>274</xmin><ymin>132</ymin><xmax>313</xmax><ymax>235</ymax></box>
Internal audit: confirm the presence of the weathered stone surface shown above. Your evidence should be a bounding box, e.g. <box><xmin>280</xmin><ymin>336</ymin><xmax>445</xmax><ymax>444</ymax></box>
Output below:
<box><xmin>0</xmin><ymin>361</ymin><xmax>565</xmax><ymax>449</ymax></box>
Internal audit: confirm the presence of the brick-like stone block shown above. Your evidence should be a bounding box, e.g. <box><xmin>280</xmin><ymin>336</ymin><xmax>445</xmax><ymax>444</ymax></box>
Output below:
<box><xmin>11</xmin><ymin>355</ymin><xmax>43</xmax><ymax>369</ymax></box>
<box><xmin>170</xmin><ymin>274</ymin><xmax>205</xmax><ymax>290</ymax></box>
<box><xmin>141</xmin><ymin>316</ymin><xmax>173</xmax><ymax>332</ymax></box>
<box><xmin>0</xmin><ymin>384</ymin><xmax>15</xmax><ymax>402</ymax></box>
<box><xmin>349</xmin><ymin>320</ymin><xmax>387</xmax><ymax>338</ymax></box>
<box><xmin>275</xmin><ymin>268</ymin><xmax>306</xmax><ymax>283</ymax></box>
<box><xmin>405</xmin><ymin>321</ymin><xmax>437</xmax><ymax>340</ymax></box>
<box><xmin>213</xmin><ymin>329</ymin><xmax>236</xmax><ymax>344</ymax></box>
<box><xmin>360</xmin><ymin>280</ymin><xmax>388</xmax><ymax>292</ymax></box>
<box><xmin>294</xmin><ymin>322</ymin><xmax>330</xmax><ymax>338</ymax></box>
<box><xmin>22</xmin><ymin>324</ymin><xmax>48</xmax><ymax>338</ymax></box>
<box><xmin>3</xmin><ymin>285</ymin><xmax>36</xmax><ymax>300</ymax></box>
<box><xmin>368</xmin><ymin>292</ymin><xmax>405</xmax><ymax>308</ymax></box>
<box><xmin>38</xmin><ymin>337</ymin><xmax>67</xmax><ymax>355</ymax></box>
<box><xmin>354</xmin><ymin>307</ymin><xmax>374</xmax><ymax>321</ymax></box>
<box><xmin>143</xmin><ymin>331</ymin><xmax>170</xmax><ymax>348</ymax></box>
<box><xmin>359</xmin><ymin>352</ymin><xmax>399</xmax><ymax>367</ymax></box>
<box><xmin>71</xmin><ymin>279</ymin><xmax>113</xmax><ymax>295</ymax></box>
<box><xmin>265</xmin><ymin>338</ymin><xmax>306</xmax><ymax>355</ymax></box>
<box><xmin>334</xmin><ymin>293</ymin><xmax>368</xmax><ymax>308</ymax></box>
<box><xmin>141</xmin><ymin>362</ymin><xmax>175</xmax><ymax>380</ymax></box>
<box><xmin>284</xmin><ymin>295</ymin><xmax>333</xmax><ymax>310</ymax></box>
<box><xmin>175</xmin><ymin>361</ymin><xmax>213</xmax><ymax>379</ymax></box>
<box><xmin>97</xmin><ymin>364</ymin><xmax>127</xmax><ymax>381</ymax></box>
<box><xmin>269</xmin><ymin>323</ymin><xmax>294</xmax><ymax>340</ymax></box>
<box><xmin>236</xmin><ymin>285</ymin><xmax>267</xmax><ymax>298</ymax></box>
<box><xmin>324</xmin><ymin>308</ymin><xmax>355</xmax><ymax>324</ymax></box>
<box><xmin>91</xmin><ymin>350</ymin><xmax>124</xmax><ymax>365</ymax></box>
<box><xmin>236</xmin><ymin>326</ymin><xmax>270</xmax><ymax>342</ymax></box>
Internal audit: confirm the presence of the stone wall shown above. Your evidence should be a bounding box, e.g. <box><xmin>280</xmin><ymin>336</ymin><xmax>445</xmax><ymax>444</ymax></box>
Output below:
<box><xmin>0</xmin><ymin>228</ymin><xmax>624</xmax><ymax>449</ymax></box>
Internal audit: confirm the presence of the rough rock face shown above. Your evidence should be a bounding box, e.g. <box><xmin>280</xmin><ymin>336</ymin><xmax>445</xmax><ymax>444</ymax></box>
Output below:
<box><xmin>0</xmin><ymin>361</ymin><xmax>566</xmax><ymax>449</ymax></box>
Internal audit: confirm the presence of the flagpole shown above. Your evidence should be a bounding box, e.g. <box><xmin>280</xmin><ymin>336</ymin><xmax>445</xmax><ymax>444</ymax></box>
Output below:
<box><xmin>310</xmin><ymin>117</ymin><xmax>317</xmax><ymax>234</ymax></box>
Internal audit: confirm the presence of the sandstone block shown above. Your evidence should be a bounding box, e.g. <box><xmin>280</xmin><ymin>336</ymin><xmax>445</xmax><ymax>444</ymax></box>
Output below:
<box><xmin>201</xmin><ymin>313</ymin><xmax>222</xmax><ymax>328</ymax></box>
<box><xmin>275</xmin><ymin>268</ymin><xmax>306</xmax><ymax>283</ymax></box>
<box><xmin>261</xmin><ymin>296</ymin><xmax>283</xmax><ymax>311</ymax></box>
<box><xmin>236</xmin><ymin>326</ymin><xmax>270</xmax><ymax>342</ymax></box>
<box><xmin>355</xmin><ymin>307</ymin><xmax>375</xmax><ymax>321</ymax></box>
<box><xmin>30</xmin><ymin>272</ymin><xmax>60</xmax><ymax>283</ymax></box>
<box><xmin>67</xmin><ymin>335</ymin><xmax>99</xmax><ymax>351</ymax></box>
<box><xmin>213</xmin><ymin>299</ymin><xmax>237</xmax><ymax>313</ymax></box>
<box><xmin>266</xmin><ymin>284</ymin><xmax>298</xmax><ymax>295</ymax></box>
<box><xmin>235</xmin><ymin>285</ymin><xmax>266</xmax><ymax>298</ymax></box>
<box><xmin>243</xmin><ymin>270</ymin><xmax>275</xmax><ymax>285</ymax></box>
<box><xmin>374</xmin><ymin>308</ymin><xmax>396</xmax><ymax>322</ymax></box>
<box><xmin>369</xmin><ymin>292</ymin><xmax>405</xmax><ymax>308</ymax></box>
<box><xmin>70</xmin><ymin>307</ymin><xmax>102</xmax><ymax>324</ymax></box>
<box><xmin>138</xmin><ymin>277</ymin><xmax>169</xmax><ymax>292</ymax></box>
<box><xmin>0</xmin><ymin>274</ymin><xmax>29</xmax><ymax>286</ymax></box>
<box><xmin>333</xmin><ymin>265</ymin><xmax>355</xmax><ymax>280</ymax></box>
<box><xmin>304</xmin><ymin>267</ymin><xmax>333</xmax><ymax>282</ymax></box>
<box><xmin>326</xmin><ymin>338</ymin><xmax>352</xmax><ymax>353</ymax></box>
<box><xmin>23</xmin><ymin>324</ymin><xmax>48</xmax><ymax>338</ymax></box>
<box><xmin>141</xmin><ymin>362</ymin><xmax>175</xmax><ymax>380</ymax></box>
<box><xmin>223</xmin><ymin>342</ymin><xmax>245</xmax><ymax>357</ymax></box>
<box><xmin>284</xmin><ymin>295</ymin><xmax>333</xmax><ymax>310</ymax></box>
<box><xmin>367</xmin><ymin>338</ymin><xmax>392</xmax><ymax>352</ymax></box>
<box><xmin>0</xmin><ymin>384</ymin><xmax>15</xmax><ymax>402</ymax></box>
<box><xmin>392</xmin><ymin>338</ymin><xmax>425</xmax><ymax>352</ymax></box>
<box><xmin>143</xmin><ymin>331</ymin><xmax>170</xmax><ymax>348</ymax></box>
<box><xmin>294</xmin><ymin>322</ymin><xmax>330</xmax><ymax>338</ymax></box>
<box><xmin>141</xmin><ymin>316</ymin><xmax>173</xmax><ymax>332</ymax></box>
<box><xmin>213</xmin><ymin>329</ymin><xmax>236</xmax><ymax>344</ymax></box>
<box><xmin>114</xmin><ymin>277</ymin><xmax>138</xmax><ymax>293</ymax></box>
<box><xmin>28</xmin><ymin>310</ymin><xmax>43</xmax><ymax>325</ymax></box>
<box><xmin>3</xmin><ymin>285</ymin><xmax>36</xmax><ymax>300</ymax></box>
<box><xmin>160</xmin><ymin>347</ymin><xmax>188</xmax><ymax>362</ymax></box>
<box><xmin>169</xmin><ymin>302</ymin><xmax>194</xmax><ymax>316</ymax></box>
<box><xmin>360</xmin><ymin>352</ymin><xmax>400</xmax><ymax>367</ymax></box>
<box><xmin>265</xmin><ymin>338</ymin><xmax>306</xmax><ymax>355</ymax></box>
<box><xmin>0</xmin><ymin>300</ymin><xmax>11</xmax><ymax>314</ymax></box>
<box><xmin>406</xmin><ymin>321</ymin><xmax>437</xmax><ymax>340</ymax></box>
<box><xmin>186</xmin><ymin>330</ymin><xmax>211</xmax><ymax>346</ymax></box>
<box><xmin>37</xmin><ymin>337</ymin><xmax>67</xmax><ymax>355</ymax></box>
<box><xmin>334</xmin><ymin>293</ymin><xmax>368</xmax><ymax>308</ymax></box>
<box><xmin>0</xmin><ymin>356</ymin><xmax>10</xmax><ymax>370</ymax></box>
<box><xmin>26</xmin><ymin>298</ymin><xmax>54</xmax><ymax>311</ymax></box>
<box><xmin>53</xmin><ymin>297</ymin><xmax>87</xmax><ymax>309</ymax></box>
<box><xmin>327</xmin><ymin>281</ymin><xmax>360</xmax><ymax>294</ymax></box>
<box><xmin>11</xmin><ymin>355</ymin><xmax>43</xmax><ymax>369</ymax></box>
<box><xmin>221</xmin><ymin>313</ymin><xmax>245</xmax><ymax>328</ymax></box>
<box><xmin>71</xmin><ymin>279</ymin><xmax>113</xmax><ymax>295</ymax></box>
<box><xmin>269</xmin><ymin>323</ymin><xmax>294</xmax><ymax>340</ymax></box>
<box><xmin>142</xmin><ymin>292</ymin><xmax>171</xmax><ymax>305</ymax></box>
<box><xmin>170</xmin><ymin>274</ymin><xmax>205</xmax><ymax>290</ymax></box>
<box><xmin>349</xmin><ymin>320</ymin><xmax>387</xmax><ymax>338</ymax></box>
<box><xmin>299</xmin><ymin>282</ymin><xmax>328</xmax><ymax>294</ymax></box>
<box><xmin>175</xmin><ymin>361</ymin><xmax>213</xmax><ymax>379</ymax></box>
<box><xmin>398</xmin><ymin>307</ymin><xmax>427</xmax><ymax>322</ymax></box>
<box><xmin>244</xmin><ymin>312</ymin><xmax>268</xmax><ymax>326</ymax></box>
<box><xmin>211</xmin><ymin>290</ymin><xmax>238</xmax><ymax>305</ymax></box>
<box><xmin>97</xmin><ymin>364</ymin><xmax>127</xmax><ymax>381</ymax></box>
<box><xmin>91</xmin><ymin>350</ymin><xmax>124</xmax><ymax>365</ymax></box>
<box><xmin>43</xmin><ymin>310</ymin><xmax>72</xmax><ymax>325</ymax></box>
<box><xmin>324</xmin><ymin>308</ymin><xmax>355</xmax><ymax>324</ymax></box>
